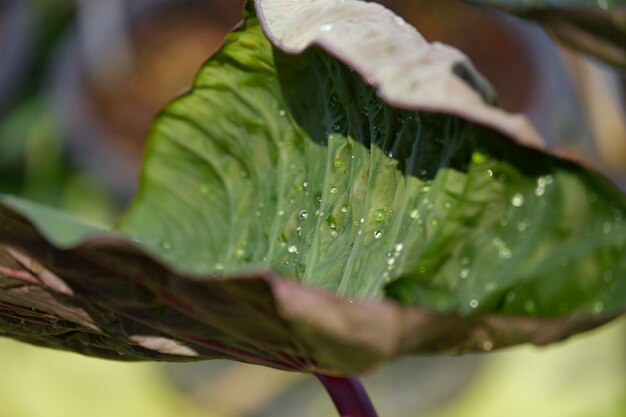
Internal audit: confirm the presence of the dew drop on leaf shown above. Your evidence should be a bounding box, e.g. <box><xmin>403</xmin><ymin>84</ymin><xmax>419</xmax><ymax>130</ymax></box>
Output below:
<box><xmin>287</xmin><ymin>245</ymin><xmax>298</xmax><ymax>254</ymax></box>
<box><xmin>374</xmin><ymin>230</ymin><xmax>383</xmax><ymax>239</ymax></box>
<box><xmin>524</xmin><ymin>300</ymin><xmax>536</xmax><ymax>314</ymax></box>
<box><xmin>469</xmin><ymin>299</ymin><xmax>479</xmax><ymax>309</ymax></box>
<box><xmin>298</xmin><ymin>210</ymin><xmax>309</xmax><ymax>220</ymax></box>
<box><xmin>374</xmin><ymin>209</ymin><xmax>386</xmax><ymax>222</ymax></box>
<box><xmin>517</xmin><ymin>220</ymin><xmax>530</xmax><ymax>232</ymax></box>
<box><xmin>511</xmin><ymin>193</ymin><xmax>525</xmax><ymax>207</ymax></box>
<box><xmin>593</xmin><ymin>301</ymin><xmax>605</xmax><ymax>313</ymax></box>
<box><xmin>471</xmin><ymin>152</ymin><xmax>487</xmax><ymax>164</ymax></box>
<box><xmin>198</xmin><ymin>185</ymin><xmax>210</xmax><ymax>195</ymax></box>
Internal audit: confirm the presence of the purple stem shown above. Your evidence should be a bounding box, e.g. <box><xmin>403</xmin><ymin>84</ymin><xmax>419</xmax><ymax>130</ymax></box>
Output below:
<box><xmin>316</xmin><ymin>374</ymin><xmax>379</xmax><ymax>417</ymax></box>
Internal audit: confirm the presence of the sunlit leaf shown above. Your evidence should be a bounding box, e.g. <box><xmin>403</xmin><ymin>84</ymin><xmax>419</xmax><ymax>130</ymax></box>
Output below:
<box><xmin>0</xmin><ymin>0</ymin><xmax>624</xmax><ymax>375</ymax></box>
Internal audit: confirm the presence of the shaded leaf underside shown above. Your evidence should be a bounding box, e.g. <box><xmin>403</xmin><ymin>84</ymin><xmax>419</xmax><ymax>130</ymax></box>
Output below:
<box><xmin>0</xmin><ymin>1</ymin><xmax>625</xmax><ymax>374</ymax></box>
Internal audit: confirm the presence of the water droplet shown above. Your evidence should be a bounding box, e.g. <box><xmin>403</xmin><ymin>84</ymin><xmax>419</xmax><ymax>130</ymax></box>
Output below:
<box><xmin>340</xmin><ymin>206</ymin><xmax>349</xmax><ymax>213</ymax></box>
<box><xmin>486</xmin><ymin>169</ymin><xmax>494</xmax><ymax>177</ymax></box>
<box><xmin>410</xmin><ymin>209</ymin><xmax>420</xmax><ymax>220</ymax></box>
<box><xmin>484</xmin><ymin>282</ymin><xmax>497</xmax><ymax>292</ymax></box>
<box><xmin>278</xmin><ymin>210</ymin><xmax>285</xmax><ymax>217</ymax></box>
<box><xmin>329</xmin><ymin>222</ymin><xmax>337</xmax><ymax>230</ymax></box>
<box><xmin>418</xmin><ymin>266</ymin><xmax>427</xmax><ymax>274</ymax></box>
<box><xmin>160</xmin><ymin>241</ymin><xmax>172</xmax><ymax>251</ymax></box>
<box><xmin>511</xmin><ymin>193</ymin><xmax>525</xmax><ymax>207</ymax></box>
<box><xmin>482</xmin><ymin>340</ymin><xmax>494</xmax><ymax>352</ymax></box>
<box><xmin>469</xmin><ymin>299</ymin><xmax>479</xmax><ymax>309</ymax></box>
<box><xmin>374</xmin><ymin>209</ymin><xmax>386</xmax><ymax>222</ymax></box>
<box><xmin>320</xmin><ymin>23</ymin><xmax>333</xmax><ymax>32</ymax></box>
<box><xmin>302</xmin><ymin>181</ymin><xmax>309</xmax><ymax>189</ymax></box>
<box><xmin>334</xmin><ymin>159</ymin><xmax>344</xmax><ymax>168</ymax></box>
<box><xmin>444</xmin><ymin>201</ymin><xmax>452</xmax><ymax>209</ymax></box>
<box><xmin>524</xmin><ymin>300</ymin><xmax>536</xmax><ymax>314</ymax></box>
<box><xmin>287</xmin><ymin>245</ymin><xmax>298</xmax><ymax>254</ymax></box>
<box><xmin>198</xmin><ymin>185</ymin><xmax>210</xmax><ymax>195</ymax></box>
<box><xmin>394</xmin><ymin>243</ymin><xmax>404</xmax><ymax>252</ymax></box>
<box><xmin>535</xmin><ymin>186</ymin><xmax>545</xmax><ymax>197</ymax></box>
<box><xmin>298</xmin><ymin>210</ymin><xmax>309</xmax><ymax>220</ymax></box>
<box><xmin>431</xmin><ymin>218</ymin><xmax>439</xmax><ymax>227</ymax></box>
<box><xmin>214</xmin><ymin>263</ymin><xmax>225</xmax><ymax>271</ymax></box>
<box><xmin>386</xmin><ymin>258</ymin><xmax>396</xmax><ymax>266</ymax></box>
<box><xmin>593</xmin><ymin>301</ymin><xmax>605</xmax><ymax>313</ymax></box>
<box><xmin>472</xmin><ymin>152</ymin><xmax>487</xmax><ymax>164</ymax></box>
<box><xmin>330</xmin><ymin>230</ymin><xmax>338</xmax><ymax>238</ymax></box>
<box><xmin>330</xmin><ymin>186</ymin><xmax>339</xmax><ymax>194</ymax></box>
<box><xmin>517</xmin><ymin>220</ymin><xmax>530</xmax><ymax>232</ymax></box>
<box><xmin>374</xmin><ymin>230</ymin><xmax>383</xmax><ymax>239</ymax></box>
<box><xmin>279</xmin><ymin>109</ymin><xmax>286</xmax><ymax>117</ymax></box>
<box><xmin>460</xmin><ymin>268</ymin><xmax>469</xmax><ymax>279</ymax></box>
<box><xmin>296</xmin><ymin>226</ymin><xmax>302</xmax><ymax>236</ymax></box>
<box><xmin>500</xmin><ymin>218</ymin><xmax>509</xmax><ymax>227</ymax></box>
<box><xmin>499</xmin><ymin>248</ymin><xmax>512</xmax><ymax>259</ymax></box>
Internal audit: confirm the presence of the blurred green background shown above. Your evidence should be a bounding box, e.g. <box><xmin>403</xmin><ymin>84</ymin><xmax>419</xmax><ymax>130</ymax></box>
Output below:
<box><xmin>0</xmin><ymin>0</ymin><xmax>625</xmax><ymax>416</ymax></box>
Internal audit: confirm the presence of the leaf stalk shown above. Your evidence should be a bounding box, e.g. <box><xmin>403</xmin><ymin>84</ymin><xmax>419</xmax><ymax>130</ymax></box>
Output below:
<box><xmin>316</xmin><ymin>373</ymin><xmax>379</xmax><ymax>417</ymax></box>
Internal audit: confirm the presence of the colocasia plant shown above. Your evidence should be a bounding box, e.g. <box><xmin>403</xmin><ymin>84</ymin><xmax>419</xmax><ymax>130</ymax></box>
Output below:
<box><xmin>1</xmin><ymin>1</ymin><xmax>625</xmax><ymax>416</ymax></box>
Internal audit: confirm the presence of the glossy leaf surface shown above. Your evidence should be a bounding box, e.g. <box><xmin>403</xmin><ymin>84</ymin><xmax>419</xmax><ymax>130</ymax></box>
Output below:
<box><xmin>0</xmin><ymin>0</ymin><xmax>625</xmax><ymax>374</ymax></box>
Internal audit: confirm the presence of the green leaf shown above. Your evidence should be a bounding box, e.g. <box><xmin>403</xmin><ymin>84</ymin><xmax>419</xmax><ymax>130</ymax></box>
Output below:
<box><xmin>0</xmin><ymin>0</ymin><xmax>625</xmax><ymax>374</ymax></box>
<box><xmin>0</xmin><ymin>195</ymin><xmax>109</xmax><ymax>248</ymax></box>
<box><xmin>467</xmin><ymin>0</ymin><xmax>626</xmax><ymax>69</ymax></box>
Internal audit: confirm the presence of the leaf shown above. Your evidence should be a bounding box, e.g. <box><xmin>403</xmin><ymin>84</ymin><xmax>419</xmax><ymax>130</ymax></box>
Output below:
<box><xmin>467</xmin><ymin>0</ymin><xmax>626</xmax><ymax>69</ymax></box>
<box><xmin>0</xmin><ymin>0</ymin><xmax>625</xmax><ymax>375</ymax></box>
